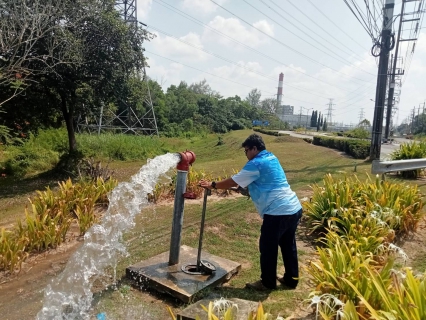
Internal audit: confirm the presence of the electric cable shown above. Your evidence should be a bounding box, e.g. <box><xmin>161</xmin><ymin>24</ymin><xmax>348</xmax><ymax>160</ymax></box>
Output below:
<box><xmin>210</xmin><ymin>0</ymin><xmax>374</xmax><ymax>83</ymax></box>
<box><xmin>152</xmin><ymin>0</ymin><xmax>357</xmax><ymax>91</ymax></box>
<box><xmin>147</xmin><ymin>25</ymin><xmax>333</xmax><ymax>99</ymax></box>
<box><xmin>145</xmin><ymin>50</ymin><xmax>327</xmax><ymax>106</ymax></box>
<box><xmin>307</xmin><ymin>0</ymin><xmax>368</xmax><ymax>50</ymax></box>
<box><xmin>269</xmin><ymin>0</ymin><xmax>367</xmax><ymax>61</ymax></box>
<box><xmin>251</xmin><ymin>0</ymin><xmax>376</xmax><ymax>76</ymax></box>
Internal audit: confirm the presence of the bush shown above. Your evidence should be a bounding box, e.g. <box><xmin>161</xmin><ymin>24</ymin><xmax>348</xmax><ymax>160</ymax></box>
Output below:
<box><xmin>253</xmin><ymin>127</ymin><xmax>288</xmax><ymax>136</ymax></box>
<box><xmin>312</xmin><ymin>136</ymin><xmax>370</xmax><ymax>159</ymax></box>
<box><xmin>304</xmin><ymin>174</ymin><xmax>424</xmax><ymax>235</ymax></box>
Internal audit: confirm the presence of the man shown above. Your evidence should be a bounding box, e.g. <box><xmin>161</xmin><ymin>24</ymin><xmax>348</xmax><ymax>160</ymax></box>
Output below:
<box><xmin>199</xmin><ymin>133</ymin><xmax>302</xmax><ymax>291</ymax></box>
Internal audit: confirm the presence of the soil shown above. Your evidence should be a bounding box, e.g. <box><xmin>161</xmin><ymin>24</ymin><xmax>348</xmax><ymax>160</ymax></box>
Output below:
<box><xmin>1</xmin><ymin>194</ymin><xmax>425</xmax><ymax>320</ymax></box>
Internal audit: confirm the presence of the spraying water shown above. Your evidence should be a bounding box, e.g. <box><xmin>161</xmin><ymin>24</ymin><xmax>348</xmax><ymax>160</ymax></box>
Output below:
<box><xmin>36</xmin><ymin>153</ymin><xmax>180</xmax><ymax>320</ymax></box>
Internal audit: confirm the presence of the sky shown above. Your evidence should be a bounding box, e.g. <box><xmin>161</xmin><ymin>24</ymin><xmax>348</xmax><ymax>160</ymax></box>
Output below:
<box><xmin>135</xmin><ymin>0</ymin><xmax>426</xmax><ymax>126</ymax></box>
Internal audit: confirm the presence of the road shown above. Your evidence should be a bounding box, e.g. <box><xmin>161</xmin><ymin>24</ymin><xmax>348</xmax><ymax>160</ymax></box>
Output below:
<box><xmin>278</xmin><ymin>130</ymin><xmax>402</xmax><ymax>160</ymax></box>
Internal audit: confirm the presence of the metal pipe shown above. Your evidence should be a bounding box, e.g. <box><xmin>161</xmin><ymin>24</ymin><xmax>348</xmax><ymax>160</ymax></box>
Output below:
<box><xmin>196</xmin><ymin>188</ymin><xmax>210</xmax><ymax>270</ymax></box>
<box><xmin>168</xmin><ymin>169</ymin><xmax>188</xmax><ymax>265</ymax></box>
<box><xmin>168</xmin><ymin>150</ymin><xmax>196</xmax><ymax>265</ymax></box>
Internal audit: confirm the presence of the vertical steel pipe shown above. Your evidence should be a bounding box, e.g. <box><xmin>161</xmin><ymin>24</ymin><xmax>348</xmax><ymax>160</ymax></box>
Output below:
<box><xmin>168</xmin><ymin>170</ymin><xmax>188</xmax><ymax>265</ymax></box>
<box><xmin>168</xmin><ymin>150</ymin><xmax>196</xmax><ymax>265</ymax></box>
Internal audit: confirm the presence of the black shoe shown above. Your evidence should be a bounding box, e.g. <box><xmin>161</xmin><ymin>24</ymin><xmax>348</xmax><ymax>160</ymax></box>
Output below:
<box><xmin>245</xmin><ymin>280</ymin><xmax>274</xmax><ymax>291</ymax></box>
<box><xmin>276</xmin><ymin>276</ymin><xmax>297</xmax><ymax>289</ymax></box>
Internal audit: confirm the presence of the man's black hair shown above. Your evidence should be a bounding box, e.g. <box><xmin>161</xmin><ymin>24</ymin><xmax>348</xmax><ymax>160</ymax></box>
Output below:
<box><xmin>242</xmin><ymin>134</ymin><xmax>266</xmax><ymax>151</ymax></box>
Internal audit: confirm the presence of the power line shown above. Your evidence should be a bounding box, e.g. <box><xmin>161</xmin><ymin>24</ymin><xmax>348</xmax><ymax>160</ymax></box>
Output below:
<box><xmin>151</xmin><ymin>0</ymin><xmax>356</xmax><ymax>91</ymax></box>
<box><xmin>307</xmin><ymin>0</ymin><xmax>368</xmax><ymax>50</ymax></box>
<box><xmin>342</xmin><ymin>0</ymin><xmax>377</xmax><ymax>40</ymax></box>
<box><xmin>246</xmin><ymin>0</ymin><xmax>376</xmax><ymax>76</ymax></box>
<box><xmin>210</xmin><ymin>0</ymin><xmax>374</xmax><ymax>83</ymax></box>
<box><xmin>254</xmin><ymin>0</ymin><xmax>375</xmax><ymax>75</ymax></box>
<box><xmin>147</xmin><ymin>25</ymin><xmax>332</xmax><ymax>99</ymax></box>
<box><xmin>146</xmin><ymin>50</ymin><xmax>327</xmax><ymax>106</ymax></box>
<box><xmin>248</xmin><ymin>0</ymin><xmax>374</xmax><ymax>76</ymax></box>
<box><xmin>274</xmin><ymin>0</ymin><xmax>367</xmax><ymax>60</ymax></box>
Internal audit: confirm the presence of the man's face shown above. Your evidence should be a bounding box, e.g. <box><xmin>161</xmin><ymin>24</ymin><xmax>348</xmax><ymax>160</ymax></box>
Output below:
<box><xmin>244</xmin><ymin>146</ymin><xmax>258</xmax><ymax>160</ymax></box>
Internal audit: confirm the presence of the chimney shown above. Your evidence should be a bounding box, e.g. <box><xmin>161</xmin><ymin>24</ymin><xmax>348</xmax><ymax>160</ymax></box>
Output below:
<box><xmin>277</xmin><ymin>72</ymin><xmax>284</xmax><ymax>107</ymax></box>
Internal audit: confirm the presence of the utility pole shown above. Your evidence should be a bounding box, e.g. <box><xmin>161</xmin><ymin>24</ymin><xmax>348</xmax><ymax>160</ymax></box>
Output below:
<box><xmin>370</xmin><ymin>0</ymin><xmax>395</xmax><ymax>160</ymax></box>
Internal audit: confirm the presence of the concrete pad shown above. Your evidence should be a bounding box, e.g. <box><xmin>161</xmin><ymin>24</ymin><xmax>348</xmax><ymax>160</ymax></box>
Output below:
<box><xmin>126</xmin><ymin>245</ymin><xmax>241</xmax><ymax>303</ymax></box>
<box><xmin>177</xmin><ymin>298</ymin><xmax>259</xmax><ymax>320</ymax></box>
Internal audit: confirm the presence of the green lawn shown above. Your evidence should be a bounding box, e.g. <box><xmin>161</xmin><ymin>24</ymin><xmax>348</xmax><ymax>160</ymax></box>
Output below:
<box><xmin>1</xmin><ymin>129</ymin><xmax>424</xmax><ymax>319</ymax></box>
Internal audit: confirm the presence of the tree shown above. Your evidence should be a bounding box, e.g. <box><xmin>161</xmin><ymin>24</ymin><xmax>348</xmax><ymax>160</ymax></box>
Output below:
<box><xmin>260</xmin><ymin>98</ymin><xmax>277</xmax><ymax>114</ymax></box>
<box><xmin>316</xmin><ymin>112</ymin><xmax>321</xmax><ymax>132</ymax></box>
<box><xmin>0</xmin><ymin>0</ymin><xmax>68</xmax><ymax>106</ymax></box>
<box><xmin>245</xmin><ymin>88</ymin><xmax>261</xmax><ymax>108</ymax></box>
<box><xmin>0</xmin><ymin>0</ymin><xmax>154</xmax><ymax>152</ymax></box>
<box><xmin>310</xmin><ymin>110</ymin><xmax>315</xmax><ymax>127</ymax></box>
<box><xmin>322</xmin><ymin>119</ymin><xmax>327</xmax><ymax>131</ymax></box>
<box><xmin>188</xmin><ymin>79</ymin><xmax>221</xmax><ymax>98</ymax></box>
<box><xmin>358</xmin><ymin>119</ymin><xmax>371</xmax><ymax>128</ymax></box>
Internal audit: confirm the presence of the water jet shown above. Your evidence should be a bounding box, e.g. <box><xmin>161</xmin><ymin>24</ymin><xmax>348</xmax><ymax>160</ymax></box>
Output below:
<box><xmin>126</xmin><ymin>150</ymin><xmax>241</xmax><ymax>303</ymax></box>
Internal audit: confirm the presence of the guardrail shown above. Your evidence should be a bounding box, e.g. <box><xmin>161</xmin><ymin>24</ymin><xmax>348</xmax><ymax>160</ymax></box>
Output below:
<box><xmin>371</xmin><ymin>159</ymin><xmax>426</xmax><ymax>174</ymax></box>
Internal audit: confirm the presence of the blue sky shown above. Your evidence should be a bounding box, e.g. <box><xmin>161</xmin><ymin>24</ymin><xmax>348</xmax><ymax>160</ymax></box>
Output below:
<box><xmin>136</xmin><ymin>0</ymin><xmax>426</xmax><ymax>126</ymax></box>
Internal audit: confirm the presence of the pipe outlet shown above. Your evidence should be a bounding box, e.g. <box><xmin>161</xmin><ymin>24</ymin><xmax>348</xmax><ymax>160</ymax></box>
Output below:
<box><xmin>176</xmin><ymin>150</ymin><xmax>196</xmax><ymax>171</ymax></box>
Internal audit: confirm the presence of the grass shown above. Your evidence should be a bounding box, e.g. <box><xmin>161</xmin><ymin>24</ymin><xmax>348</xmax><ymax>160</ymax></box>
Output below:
<box><xmin>1</xmin><ymin>129</ymin><xmax>424</xmax><ymax>319</ymax></box>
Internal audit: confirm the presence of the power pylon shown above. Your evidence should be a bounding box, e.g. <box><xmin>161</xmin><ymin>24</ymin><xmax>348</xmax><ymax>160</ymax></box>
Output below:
<box><xmin>326</xmin><ymin>98</ymin><xmax>335</xmax><ymax>126</ymax></box>
<box><xmin>77</xmin><ymin>1</ymin><xmax>158</xmax><ymax>136</ymax></box>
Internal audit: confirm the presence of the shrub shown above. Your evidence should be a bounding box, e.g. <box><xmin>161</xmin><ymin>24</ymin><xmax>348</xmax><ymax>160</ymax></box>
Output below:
<box><xmin>304</xmin><ymin>174</ymin><xmax>424</xmax><ymax>235</ymax></box>
<box><xmin>312</xmin><ymin>136</ymin><xmax>370</xmax><ymax>159</ymax></box>
<box><xmin>0</xmin><ymin>177</ymin><xmax>117</xmax><ymax>272</ymax></box>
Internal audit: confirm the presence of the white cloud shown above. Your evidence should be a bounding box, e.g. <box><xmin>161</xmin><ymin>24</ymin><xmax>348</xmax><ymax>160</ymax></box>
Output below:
<box><xmin>181</xmin><ymin>0</ymin><xmax>227</xmax><ymax>14</ymax></box>
<box><xmin>146</xmin><ymin>58</ymin><xmax>184</xmax><ymax>88</ymax></box>
<box><xmin>137</xmin><ymin>0</ymin><xmax>152</xmax><ymax>19</ymax></box>
<box><xmin>202</xmin><ymin>16</ymin><xmax>274</xmax><ymax>48</ymax></box>
<box><xmin>151</xmin><ymin>32</ymin><xmax>210</xmax><ymax>62</ymax></box>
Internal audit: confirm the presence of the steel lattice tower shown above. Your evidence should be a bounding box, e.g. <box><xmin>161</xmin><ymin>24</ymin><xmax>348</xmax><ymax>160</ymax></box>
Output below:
<box><xmin>77</xmin><ymin>1</ymin><xmax>158</xmax><ymax>136</ymax></box>
<box><xmin>115</xmin><ymin>0</ymin><xmax>137</xmax><ymax>26</ymax></box>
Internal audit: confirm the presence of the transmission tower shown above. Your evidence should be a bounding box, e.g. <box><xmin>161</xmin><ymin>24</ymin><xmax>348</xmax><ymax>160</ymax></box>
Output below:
<box><xmin>326</xmin><ymin>98</ymin><xmax>335</xmax><ymax>126</ymax></box>
<box><xmin>77</xmin><ymin>1</ymin><xmax>158</xmax><ymax>136</ymax></box>
<box><xmin>358</xmin><ymin>108</ymin><xmax>365</xmax><ymax>125</ymax></box>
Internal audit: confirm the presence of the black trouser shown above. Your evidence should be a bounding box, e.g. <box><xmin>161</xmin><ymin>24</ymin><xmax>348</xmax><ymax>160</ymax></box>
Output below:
<box><xmin>259</xmin><ymin>209</ymin><xmax>302</xmax><ymax>289</ymax></box>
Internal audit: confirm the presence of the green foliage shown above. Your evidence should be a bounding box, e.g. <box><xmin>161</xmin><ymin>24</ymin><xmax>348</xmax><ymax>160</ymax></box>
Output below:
<box><xmin>1</xmin><ymin>141</ymin><xmax>59</xmax><ymax>176</ymax></box>
<box><xmin>304</xmin><ymin>174</ymin><xmax>424</xmax><ymax>235</ymax></box>
<box><xmin>390</xmin><ymin>141</ymin><xmax>426</xmax><ymax>178</ymax></box>
<box><xmin>344</xmin><ymin>127</ymin><xmax>370</xmax><ymax>139</ymax></box>
<box><xmin>253</xmin><ymin>127</ymin><xmax>289</xmax><ymax>136</ymax></box>
<box><xmin>168</xmin><ymin>300</ymin><xmax>278</xmax><ymax>320</ymax></box>
<box><xmin>312</xmin><ymin>136</ymin><xmax>370</xmax><ymax>159</ymax></box>
<box><xmin>77</xmin><ymin>133</ymin><xmax>169</xmax><ymax>160</ymax></box>
<box><xmin>305</xmin><ymin>173</ymin><xmax>426</xmax><ymax>319</ymax></box>
<box><xmin>0</xmin><ymin>177</ymin><xmax>117</xmax><ymax>272</ymax></box>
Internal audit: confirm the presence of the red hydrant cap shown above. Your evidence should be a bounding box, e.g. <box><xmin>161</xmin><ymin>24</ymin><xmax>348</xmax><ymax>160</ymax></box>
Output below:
<box><xmin>177</xmin><ymin>150</ymin><xmax>196</xmax><ymax>171</ymax></box>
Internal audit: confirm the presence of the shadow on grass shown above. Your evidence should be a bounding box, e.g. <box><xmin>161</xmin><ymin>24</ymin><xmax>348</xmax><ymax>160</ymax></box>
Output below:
<box><xmin>0</xmin><ymin>151</ymin><xmax>83</xmax><ymax>199</ymax></box>
<box><xmin>0</xmin><ymin>170</ymin><xmax>63</xmax><ymax>199</ymax></box>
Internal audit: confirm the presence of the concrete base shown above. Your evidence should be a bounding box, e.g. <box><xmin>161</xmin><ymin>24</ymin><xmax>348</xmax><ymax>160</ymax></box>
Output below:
<box><xmin>177</xmin><ymin>298</ymin><xmax>258</xmax><ymax>320</ymax></box>
<box><xmin>126</xmin><ymin>245</ymin><xmax>241</xmax><ymax>303</ymax></box>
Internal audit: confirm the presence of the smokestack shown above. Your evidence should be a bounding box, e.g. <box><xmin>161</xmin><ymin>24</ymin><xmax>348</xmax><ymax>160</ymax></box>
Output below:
<box><xmin>277</xmin><ymin>72</ymin><xmax>284</xmax><ymax>107</ymax></box>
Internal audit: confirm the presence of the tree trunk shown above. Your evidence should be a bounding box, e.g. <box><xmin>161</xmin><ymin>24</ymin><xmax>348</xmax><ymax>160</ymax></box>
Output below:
<box><xmin>60</xmin><ymin>93</ymin><xmax>76</xmax><ymax>153</ymax></box>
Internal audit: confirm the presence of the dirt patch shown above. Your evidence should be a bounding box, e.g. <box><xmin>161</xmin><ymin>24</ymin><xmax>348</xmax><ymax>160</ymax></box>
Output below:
<box><xmin>0</xmin><ymin>239</ymin><xmax>82</xmax><ymax>320</ymax></box>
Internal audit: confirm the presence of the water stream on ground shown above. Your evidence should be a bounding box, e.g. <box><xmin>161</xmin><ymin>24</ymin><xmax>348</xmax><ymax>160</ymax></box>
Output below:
<box><xmin>36</xmin><ymin>153</ymin><xmax>180</xmax><ymax>320</ymax></box>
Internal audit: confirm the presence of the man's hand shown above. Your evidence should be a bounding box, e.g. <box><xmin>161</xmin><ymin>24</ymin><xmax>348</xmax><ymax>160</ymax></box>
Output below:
<box><xmin>198</xmin><ymin>179</ymin><xmax>213</xmax><ymax>189</ymax></box>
